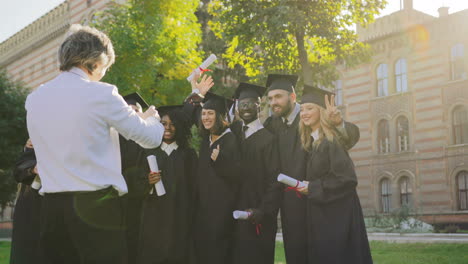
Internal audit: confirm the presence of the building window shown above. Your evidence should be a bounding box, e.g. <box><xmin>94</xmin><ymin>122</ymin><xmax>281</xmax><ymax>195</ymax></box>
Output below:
<box><xmin>395</xmin><ymin>58</ymin><xmax>408</xmax><ymax>92</ymax></box>
<box><xmin>378</xmin><ymin>119</ymin><xmax>390</xmax><ymax>153</ymax></box>
<box><xmin>87</xmin><ymin>0</ymin><xmax>92</xmax><ymax>7</ymax></box>
<box><xmin>381</xmin><ymin>178</ymin><xmax>392</xmax><ymax>213</ymax></box>
<box><xmin>451</xmin><ymin>44</ymin><xmax>465</xmax><ymax>80</ymax></box>
<box><xmin>334</xmin><ymin>79</ymin><xmax>343</xmax><ymax>106</ymax></box>
<box><xmin>453</xmin><ymin>105</ymin><xmax>468</xmax><ymax>145</ymax></box>
<box><xmin>397</xmin><ymin>116</ymin><xmax>410</xmax><ymax>152</ymax></box>
<box><xmin>377</xmin><ymin>63</ymin><xmax>388</xmax><ymax>97</ymax></box>
<box><xmin>399</xmin><ymin>177</ymin><xmax>412</xmax><ymax>207</ymax></box>
<box><xmin>457</xmin><ymin>171</ymin><xmax>468</xmax><ymax>210</ymax></box>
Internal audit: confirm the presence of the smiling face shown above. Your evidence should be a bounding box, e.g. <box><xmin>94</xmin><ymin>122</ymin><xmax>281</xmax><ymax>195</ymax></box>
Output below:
<box><xmin>300</xmin><ymin>103</ymin><xmax>321</xmax><ymax>130</ymax></box>
<box><xmin>201</xmin><ymin>109</ymin><xmax>217</xmax><ymax>131</ymax></box>
<box><xmin>238</xmin><ymin>97</ymin><xmax>259</xmax><ymax>124</ymax></box>
<box><xmin>267</xmin><ymin>89</ymin><xmax>295</xmax><ymax>118</ymax></box>
<box><xmin>161</xmin><ymin>114</ymin><xmax>176</xmax><ymax>144</ymax></box>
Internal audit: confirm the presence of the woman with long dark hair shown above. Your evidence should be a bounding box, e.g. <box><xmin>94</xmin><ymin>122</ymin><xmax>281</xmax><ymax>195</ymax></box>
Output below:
<box><xmin>297</xmin><ymin>86</ymin><xmax>372</xmax><ymax>264</ymax></box>
<box><xmin>137</xmin><ymin>106</ymin><xmax>198</xmax><ymax>264</ymax></box>
<box><xmin>192</xmin><ymin>92</ymin><xmax>241</xmax><ymax>264</ymax></box>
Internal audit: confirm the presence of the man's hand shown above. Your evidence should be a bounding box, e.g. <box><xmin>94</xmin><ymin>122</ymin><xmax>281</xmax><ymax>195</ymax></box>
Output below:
<box><xmin>25</xmin><ymin>139</ymin><xmax>33</xmax><ymax>149</ymax></box>
<box><xmin>325</xmin><ymin>94</ymin><xmax>342</xmax><ymax>126</ymax></box>
<box><xmin>246</xmin><ymin>208</ymin><xmax>264</xmax><ymax>224</ymax></box>
<box><xmin>139</xmin><ymin>106</ymin><xmax>160</xmax><ymax>120</ymax></box>
<box><xmin>148</xmin><ymin>171</ymin><xmax>162</xmax><ymax>185</ymax></box>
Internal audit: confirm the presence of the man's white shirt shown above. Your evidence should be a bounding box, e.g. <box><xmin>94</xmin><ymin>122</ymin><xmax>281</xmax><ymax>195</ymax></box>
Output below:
<box><xmin>26</xmin><ymin>67</ymin><xmax>164</xmax><ymax>196</ymax></box>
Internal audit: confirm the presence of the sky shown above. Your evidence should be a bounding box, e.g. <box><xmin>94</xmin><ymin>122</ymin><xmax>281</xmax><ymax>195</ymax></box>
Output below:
<box><xmin>1</xmin><ymin>0</ymin><xmax>468</xmax><ymax>43</ymax></box>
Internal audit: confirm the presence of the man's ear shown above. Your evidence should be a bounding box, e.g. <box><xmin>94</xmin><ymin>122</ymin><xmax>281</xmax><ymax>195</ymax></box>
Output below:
<box><xmin>290</xmin><ymin>92</ymin><xmax>297</xmax><ymax>103</ymax></box>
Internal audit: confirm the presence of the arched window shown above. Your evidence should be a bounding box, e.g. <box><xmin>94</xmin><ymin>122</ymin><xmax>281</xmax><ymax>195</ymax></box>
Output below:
<box><xmin>378</xmin><ymin>120</ymin><xmax>390</xmax><ymax>153</ymax></box>
<box><xmin>381</xmin><ymin>178</ymin><xmax>392</xmax><ymax>213</ymax></box>
<box><xmin>397</xmin><ymin>116</ymin><xmax>410</xmax><ymax>152</ymax></box>
<box><xmin>395</xmin><ymin>58</ymin><xmax>408</xmax><ymax>92</ymax></box>
<box><xmin>377</xmin><ymin>64</ymin><xmax>388</xmax><ymax>97</ymax></box>
<box><xmin>457</xmin><ymin>171</ymin><xmax>468</xmax><ymax>210</ymax></box>
<box><xmin>399</xmin><ymin>177</ymin><xmax>412</xmax><ymax>207</ymax></box>
<box><xmin>451</xmin><ymin>44</ymin><xmax>465</xmax><ymax>80</ymax></box>
<box><xmin>453</xmin><ymin>106</ymin><xmax>468</xmax><ymax>145</ymax></box>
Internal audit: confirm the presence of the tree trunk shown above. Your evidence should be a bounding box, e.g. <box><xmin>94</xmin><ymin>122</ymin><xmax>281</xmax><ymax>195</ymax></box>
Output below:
<box><xmin>295</xmin><ymin>28</ymin><xmax>313</xmax><ymax>86</ymax></box>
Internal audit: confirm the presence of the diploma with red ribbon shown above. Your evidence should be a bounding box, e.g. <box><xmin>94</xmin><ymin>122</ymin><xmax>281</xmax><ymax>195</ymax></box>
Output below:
<box><xmin>277</xmin><ymin>173</ymin><xmax>307</xmax><ymax>198</ymax></box>
<box><xmin>233</xmin><ymin>210</ymin><xmax>262</xmax><ymax>235</ymax></box>
<box><xmin>147</xmin><ymin>155</ymin><xmax>166</xmax><ymax>196</ymax></box>
<box><xmin>187</xmin><ymin>54</ymin><xmax>217</xmax><ymax>82</ymax></box>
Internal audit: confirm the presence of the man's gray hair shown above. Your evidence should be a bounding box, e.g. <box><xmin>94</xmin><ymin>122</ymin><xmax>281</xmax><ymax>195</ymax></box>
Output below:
<box><xmin>58</xmin><ymin>24</ymin><xmax>115</xmax><ymax>72</ymax></box>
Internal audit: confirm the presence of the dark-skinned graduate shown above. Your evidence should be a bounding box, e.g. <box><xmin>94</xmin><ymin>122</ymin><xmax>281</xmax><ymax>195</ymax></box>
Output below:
<box><xmin>262</xmin><ymin>74</ymin><xmax>361</xmax><ymax>264</ymax></box>
<box><xmin>192</xmin><ymin>92</ymin><xmax>241</xmax><ymax>264</ymax></box>
<box><xmin>230</xmin><ymin>83</ymin><xmax>280</xmax><ymax>264</ymax></box>
<box><xmin>137</xmin><ymin>105</ymin><xmax>198</xmax><ymax>264</ymax></box>
<box><xmin>296</xmin><ymin>85</ymin><xmax>372</xmax><ymax>264</ymax></box>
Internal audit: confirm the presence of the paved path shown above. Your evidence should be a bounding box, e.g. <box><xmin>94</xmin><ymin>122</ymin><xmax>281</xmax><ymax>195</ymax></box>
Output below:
<box><xmin>276</xmin><ymin>232</ymin><xmax>468</xmax><ymax>243</ymax></box>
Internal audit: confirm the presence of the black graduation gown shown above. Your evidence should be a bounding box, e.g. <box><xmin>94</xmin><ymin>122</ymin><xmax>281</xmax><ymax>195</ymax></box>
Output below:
<box><xmin>305</xmin><ymin>138</ymin><xmax>372</xmax><ymax>264</ymax></box>
<box><xmin>10</xmin><ymin>148</ymin><xmax>44</xmax><ymax>264</ymax></box>
<box><xmin>119</xmin><ymin>136</ymin><xmax>148</xmax><ymax>263</ymax></box>
<box><xmin>193</xmin><ymin>131</ymin><xmax>241</xmax><ymax>264</ymax></box>
<box><xmin>137</xmin><ymin>146</ymin><xmax>198</xmax><ymax>264</ymax></box>
<box><xmin>263</xmin><ymin>114</ymin><xmax>361</xmax><ymax>264</ymax></box>
<box><xmin>230</xmin><ymin>121</ymin><xmax>280</xmax><ymax>264</ymax></box>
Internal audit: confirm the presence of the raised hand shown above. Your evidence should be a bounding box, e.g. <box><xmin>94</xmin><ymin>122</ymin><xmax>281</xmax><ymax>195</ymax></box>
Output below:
<box><xmin>325</xmin><ymin>94</ymin><xmax>342</xmax><ymax>126</ymax></box>
<box><xmin>191</xmin><ymin>71</ymin><xmax>214</xmax><ymax>96</ymax></box>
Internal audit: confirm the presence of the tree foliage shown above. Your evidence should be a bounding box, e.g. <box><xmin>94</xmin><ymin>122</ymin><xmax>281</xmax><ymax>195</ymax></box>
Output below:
<box><xmin>93</xmin><ymin>0</ymin><xmax>203</xmax><ymax>105</ymax></box>
<box><xmin>208</xmin><ymin>0</ymin><xmax>386</xmax><ymax>87</ymax></box>
<box><xmin>0</xmin><ymin>71</ymin><xmax>29</xmax><ymax>208</ymax></box>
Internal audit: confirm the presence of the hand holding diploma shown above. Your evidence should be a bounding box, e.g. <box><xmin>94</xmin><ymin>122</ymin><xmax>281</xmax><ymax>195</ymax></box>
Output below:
<box><xmin>277</xmin><ymin>173</ymin><xmax>308</xmax><ymax>198</ymax></box>
<box><xmin>148</xmin><ymin>171</ymin><xmax>161</xmax><ymax>185</ymax></box>
<box><xmin>147</xmin><ymin>155</ymin><xmax>166</xmax><ymax>196</ymax></box>
<box><xmin>187</xmin><ymin>54</ymin><xmax>217</xmax><ymax>82</ymax></box>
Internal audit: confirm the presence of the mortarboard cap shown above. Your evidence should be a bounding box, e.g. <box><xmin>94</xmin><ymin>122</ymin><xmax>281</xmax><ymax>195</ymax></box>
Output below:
<box><xmin>233</xmin><ymin>82</ymin><xmax>266</xmax><ymax>100</ymax></box>
<box><xmin>157</xmin><ymin>105</ymin><xmax>184</xmax><ymax>116</ymax></box>
<box><xmin>203</xmin><ymin>92</ymin><xmax>235</xmax><ymax>117</ymax></box>
<box><xmin>123</xmin><ymin>92</ymin><xmax>149</xmax><ymax>109</ymax></box>
<box><xmin>266</xmin><ymin>74</ymin><xmax>298</xmax><ymax>93</ymax></box>
<box><xmin>300</xmin><ymin>83</ymin><xmax>334</xmax><ymax>108</ymax></box>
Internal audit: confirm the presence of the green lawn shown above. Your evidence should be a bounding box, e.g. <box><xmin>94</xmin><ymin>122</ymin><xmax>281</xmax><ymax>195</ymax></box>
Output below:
<box><xmin>2</xmin><ymin>241</ymin><xmax>468</xmax><ymax>264</ymax></box>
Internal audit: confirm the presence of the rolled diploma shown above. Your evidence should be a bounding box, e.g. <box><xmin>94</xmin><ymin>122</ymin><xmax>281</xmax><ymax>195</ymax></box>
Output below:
<box><xmin>187</xmin><ymin>54</ymin><xmax>217</xmax><ymax>82</ymax></box>
<box><xmin>233</xmin><ymin>210</ymin><xmax>251</xmax><ymax>220</ymax></box>
<box><xmin>277</xmin><ymin>173</ymin><xmax>307</xmax><ymax>189</ymax></box>
<box><xmin>147</xmin><ymin>155</ymin><xmax>166</xmax><ymax>196</ymax></box>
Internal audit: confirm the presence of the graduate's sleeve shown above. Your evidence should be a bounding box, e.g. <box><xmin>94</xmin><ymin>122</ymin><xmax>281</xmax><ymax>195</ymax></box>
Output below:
<box><xmin>259</xmin><ymin>140</ymin><xmax>283</xmax><ymax>217</ymax></box>
<box><xmin>186</xmin><ymin>148</ymin><xmax>199</xmax><ymax>228</ymax></box>
<box><xmin>307</xmin><ymin>140</ymin><xmax>357</xmax><ymax>204</ymax></box>
<box><xmin>13</xmin><ymin>148</ymin><xmax>37</xmax><ymax>184</ymax></box>
<box><xmin>182</xmin><ymin>93</ymin><xmax>203</xmax><ymax>128</ymax></box>
<box><xmin>335</xmin><ymin>121</ymin><xmax>360</xmax><ymax>150</ymax></box>
<box><xmin>211</xmin><ymin>133</ymin><xmax>242</xmax><ymax>184</ymax></box>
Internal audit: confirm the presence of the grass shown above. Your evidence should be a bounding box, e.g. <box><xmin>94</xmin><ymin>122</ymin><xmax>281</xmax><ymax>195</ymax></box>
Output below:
<box><xmin>0</xmin><ymin>242</ymin><xmax>9</xmax><ymax>264</ymax></box>
<box><xmin>2</xmin><ymin>241</ymin><xmax>468</xmax><ymax>264</ymax></box>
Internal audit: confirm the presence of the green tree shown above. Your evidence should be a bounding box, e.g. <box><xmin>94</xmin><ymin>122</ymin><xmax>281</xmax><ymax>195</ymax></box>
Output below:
<box><xmin>93</xmin><ymin>0</ymin><xmax>203</xmax><ymax>105</ymax></box>
<box><xmin>209</xmin><ymin>0</ymin><xmax>386</xmax><ymax>87</ymax></box>
<box><xmin>0</xmin><ymin>71</ymin><xmax>29</xmax><ymax>208</ymax></box>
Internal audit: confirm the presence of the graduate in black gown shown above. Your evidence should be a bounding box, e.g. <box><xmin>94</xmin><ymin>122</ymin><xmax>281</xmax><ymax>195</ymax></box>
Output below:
<box><xmin>296</xmin><ymin>86</ymin><xmax>372</xmax><ymax>264</ymax></box>
<box><xmin>10</xmin><ymin>139</ymin><xmax>44</xmax><ymax>264</ymax></box>
<box><xmin>192</xmin><ymin>92</ymin><xmax>241</xmax><ymax>264</ymax></box>
<box><xmin>137</xmin><ymin>105</ymin><xmax>198</xmax><ymax>264</ymax></box>
<box><xmin>120</xmin><ymin>92</ymin><xmax>153</xmax><ymax>263</ymax></box>
<box><xmin>230</xmin><ymin>83</ymin><xmax>280</xmax><ymax>264</ymax></box>
<box><xmin>263</xmin><ymin>74</ymin><xmax>360</xmax><ymax>264</ymax></box>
